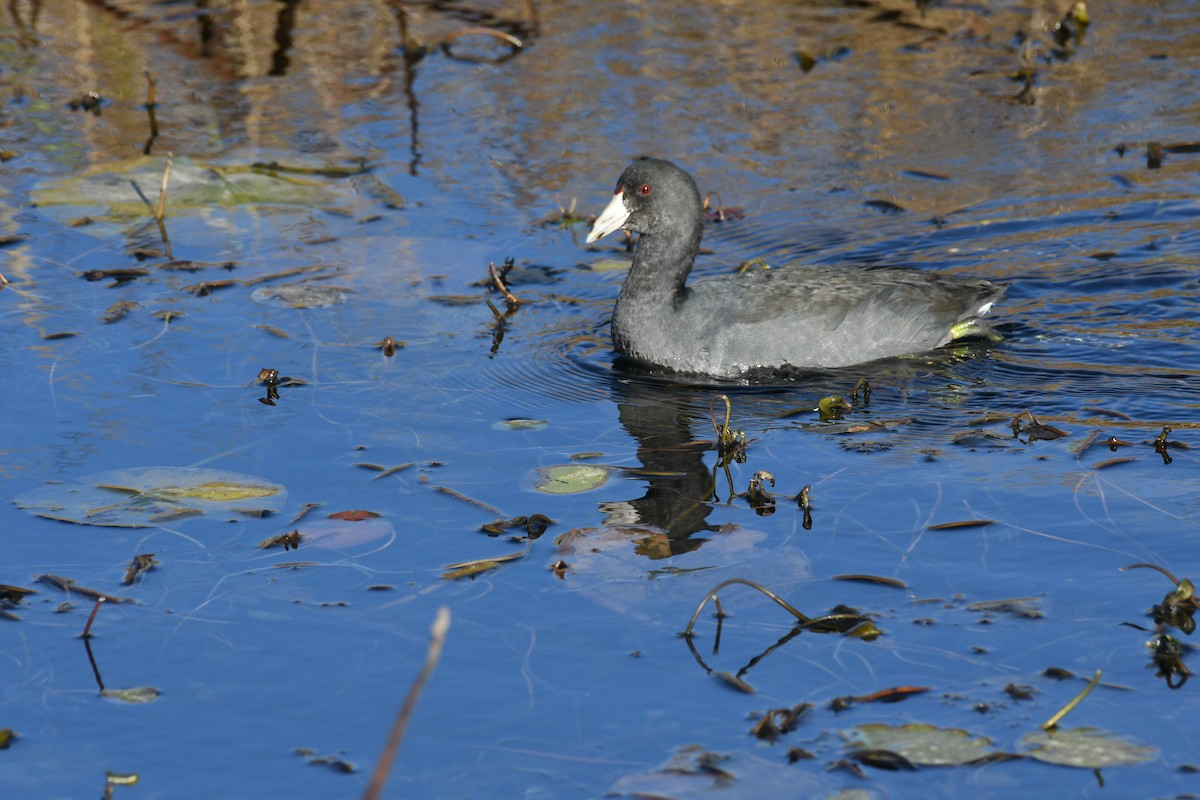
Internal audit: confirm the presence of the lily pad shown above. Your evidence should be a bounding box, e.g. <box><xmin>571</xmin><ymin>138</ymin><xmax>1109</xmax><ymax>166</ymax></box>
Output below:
<box><xmin>609</xmin><ymin>747</ymin><xmax>841</xmax><ymax>798</ymax></box>
<box><xmin>251</xmin><ymin>283</ymin><xmax>347</xmax><ymax>308</ymax></box>
<box><xmin>849</xmin><ymin>722</ymin><xmax>996</xmax><ymax>766</ymax></box>
<box><xmin>31</xmin><ymin>156</ymin><xmax>347</xmax><ymax>217</ymax></box>
<box><xmin>100</xmin><ymin>686</ymin><xmax>160</xmax><ymax>704</ymax></box>
<box><xmin>533</xmin><ymin>464</ymin><xmax>612</xmax><ymax>495</ymax></box>
<box><xmin>966</xmin><ymin>597</ymin><xmax>1043</xmax><ymax>619</ymax></box>
<box><xmin>1021</xmin><ymin>727</ymin><xmax>1156</xmax><ymax>768</ymax></box>
<box><xmin>282</xmin><ymin>516</ymin><xmax>395</xmax><ymax>551</ymax></box>
<box><xmin>493</xmin><ymin>418</ymin><xmax>548</xmax><ymax>432</ymax></box>
<box><xmin>14</xmin><ymin>467</ymin><xmax>286</xmax><ymax>528</ymax></box>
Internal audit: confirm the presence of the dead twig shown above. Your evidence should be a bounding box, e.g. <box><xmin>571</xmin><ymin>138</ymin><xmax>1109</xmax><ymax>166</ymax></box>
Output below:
<box><xmin>488</xmin><ymin>258</ymin><xmax>520</xmax><ymax>306</ymax></box>
<box><xmin>1041</xmin><ymin>669</ymin><xmax>1101</xmax><ymax>730</ymax></box>
<box><xmin>154</xmin><ymin>152</ymin><xmax>172</xmax><ymax>222</ymax></box>
<box><xmin>363</xmin><ymin>607</ymin><xmax>451</xmax><ymax>800</ymax></box>
<box><xmin>82</xmin><ymin>597</ymin><xmax>105</xmax><ymax>639</ymax></box>
<box><xmin>683</xmin><ymin>578</ymin><xmax>811</xmax><ymax>638</ymax></box>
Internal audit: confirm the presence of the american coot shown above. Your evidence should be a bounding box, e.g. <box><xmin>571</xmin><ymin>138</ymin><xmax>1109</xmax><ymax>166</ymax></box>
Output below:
<box><xmin>586</xmin><ymin>158</ymin><xmax>1005</xmax><ymax>378</ymax></box>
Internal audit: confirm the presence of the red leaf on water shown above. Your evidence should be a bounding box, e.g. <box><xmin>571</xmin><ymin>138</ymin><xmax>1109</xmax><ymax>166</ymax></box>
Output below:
<box><xmin>328</xmin><ymin>509</ymin><xmax>380</xmax><ymax>521</ymax></box>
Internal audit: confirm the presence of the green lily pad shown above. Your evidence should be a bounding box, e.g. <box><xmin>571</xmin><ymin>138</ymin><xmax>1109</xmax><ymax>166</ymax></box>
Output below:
<box><xmin>849</xmin><ymin>722</ymin><xmax>995</xmax><ymax>766</ymax></box>
<box><xmin>278</xmin><ymin>516</ymin><xmax>395</xmax><ymax>551</ymax></box>
<box><xmin>966</xmin><ymin>597</ymin><xmax>1043</xmax><ymax>619</ymax></box>
<box><xmin>494</xmin><ymin>418</ymin><xmax>548</xmax><ymax>431</ymax></box>
<box><xmin>609</xmin><ymin>747</ymin><xmax>841</xmax><ymax>798</ymax></box>
<box><xmin>1021</xmin><ymin>727</ymin><xmax>1157</xmax><ymax>768</ymax></box>
<box><xmin>251</xmin><ymin>284</ymin><xmax>347</xmax><ymax>308</ymax></box>
<box><xmin>533</xmin><ymin>465</ymin><xmax>611</xmax><ymax>495</ymax></box>
<box><xmin>101</xmin><ymin>686</ymin><xmax>159</xmax><ymax>704</ymax></box>
<box><xmin>117</xmin><ymin>481</ymin><xmax>277</xmax><ymax>503</ymax></box>
<box><xmin>14</xmin><ymin>467</ymin><xmax>286</xmax><ymax>528</ymax></box>
<box><xmin>31</xmin><ymin>156</ymin><xmax>347</xmax><ymax>217</ymax></box>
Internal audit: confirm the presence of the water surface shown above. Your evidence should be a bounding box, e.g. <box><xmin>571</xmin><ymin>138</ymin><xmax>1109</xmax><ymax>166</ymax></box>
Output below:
<box><xmin>1</xmin><ymin>1</ymin><xmax>1198</xmax><ymax>797</ymax></box>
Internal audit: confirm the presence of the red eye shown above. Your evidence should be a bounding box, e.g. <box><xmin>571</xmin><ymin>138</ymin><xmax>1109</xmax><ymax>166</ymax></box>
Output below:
<box><xmin>638</xmin><ymin>184</ymin><xmax>652</xmax><ymax>196</ymax></box>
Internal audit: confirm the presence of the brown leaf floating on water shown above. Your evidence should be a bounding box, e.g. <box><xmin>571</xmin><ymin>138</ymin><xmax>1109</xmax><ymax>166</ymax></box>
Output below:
<box><xmin>750</xmin><ymin>703</ymin><xmax>812</xmax><ymax>741</ymax></box>
<box><xmin>258</xmin><ymin>530</ymin><xmax>303</xmax><ymax>550</ymax></box>
<box><xmin>434</xmin><ymin>486</ymin><xmax>504</xmax><ymax>515</ymax></box>
<box><xmin>832</xmin><ymin>574</ymin><xmax>908</xmax><ymax>589</ymax></box>
<box><xmin>35</xmin><ymin>574</ymin><xmax>133</xmax><ymax>604</ymax></box>
<box><xmin>928</xmin><ymin>519</ymin><xmax>997</xmax><ymax>530</ymax></box>
<box><xmin>1093</xmin><ymin>457</ymin><xmax>1137</xmax><ymax>470</ymax></box>
<box><xmin>442</xmin><ymin>541</ymin><xmax>531</xmax><ymax>580</ymax></box>
<box><xmin>290</xmin><ymin>502</ymin><xmax>322</xmax><ymax>524</ymax></box>
<box><xmin>101</xmin><ymin>301</ymin><xmax>138</xmax><ymax>323</ymax></box>
<box><xmin>183</xmin><ymin>279</ymin><xmax>240</xmax><ymax>295</ymax></box>
<box><xmin>967</xmin><ymin>597</ymin><xmax>1043</xmax><ymax>619</ymax></box>
<box><xmin>241</xmin><ymin>265</ymin><xmax>330</xmax><ymax>286</ymax></box>
<box><xmin>864</xmin><ymin>199</ymin><xmax>905</xmax><ymax>214</ymax></box>
<box><xmin>1012</xmin><ymin>410</ymin><xmax>1068</xmax><ymax>442</ymax></box>
<box><xmin>374</xmin><ymin>463</ymin><xmax>413</xmax><ymax>479</ymax></box>
<box><xmin>0</xmin><ymin>584</ymin><xmax>37</xmax><ymax>603</ymax></box>
<box><xmin>122</xmin><ymin>553</ymin><xmax>159</xmax><ymax>585</ymax></box>
<box><xmin>714</xmin><ymin>671</ymin><xmax>755</xmax><ymax>694</ymax></box>
<box><xmin>160</xmin><ymin>259</ymin><xmax>237</xmax><ymax>271</ymax></box>
<box><xmin>853</xmin><ymin>686</ymin><xmax>930</xmax><ymax>704</ymax></box>
<box><xmin>328</xmin><ymin>509</ymin><xmax>380</xmax><ymax>521</ymax></box>
<box><xmin>82</xmin><ymin>267</ymin><xmax>150</xmax><ymax>282</ymax></box>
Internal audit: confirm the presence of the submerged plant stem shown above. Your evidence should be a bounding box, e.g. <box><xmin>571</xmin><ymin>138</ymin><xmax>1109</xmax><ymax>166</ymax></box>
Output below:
<box><xmin>434</xmin><ymin>485</ymin><xmax>504</xmax><ymax>515</ymax></box>
<box><xmin>363</xmin><ymin>606</ymin><xmax>451</xmax><ymax>800</ymax></box>
<box><xmin>82</xmin><ymin>597</ymin><xmax>105</xmax><ymax>639</ymax></box>
<box><xmin>709</xmin><ymin>394</ymin><xmax>732</xmax><ymax>439</ymax></box>
<box><xmin>1042</xmin><ymin>669</ymin><xmax>1101</xmax><ymax>730</ymax></box>
<box><xmin>683</xmin><ymin>578</ymin><xmax>811</xmax><ymax>639</ymax></box>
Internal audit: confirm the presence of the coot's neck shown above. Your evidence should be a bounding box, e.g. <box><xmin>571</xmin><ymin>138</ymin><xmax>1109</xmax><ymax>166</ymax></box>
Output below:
<box><xmin>619</xmin><ymin>215</ymin><xmax>704</xmax><ymax>305</ymax></box>
<box><xmin>611</xmin><ymin>211</ymin><xmax>704</xmax><ymax>363</ymax></box>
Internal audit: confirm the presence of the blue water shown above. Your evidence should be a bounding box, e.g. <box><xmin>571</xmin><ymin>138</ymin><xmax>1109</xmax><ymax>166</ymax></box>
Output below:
<box><xmin>2</xmin><ymin>1</ymin><xmax>1199</xmax><ymax>798</ymax></box>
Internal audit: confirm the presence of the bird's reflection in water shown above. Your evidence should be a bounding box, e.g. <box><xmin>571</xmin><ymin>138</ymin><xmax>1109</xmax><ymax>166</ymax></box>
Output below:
<box><xmin>598</xmin><ymin>375</ymin><xmax>733</xmax><ymax>558</ymax></box>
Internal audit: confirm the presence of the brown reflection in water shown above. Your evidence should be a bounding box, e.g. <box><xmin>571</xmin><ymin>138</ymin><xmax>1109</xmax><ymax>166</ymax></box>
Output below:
<box><xmin>9</xmin><ymin>0</ymin><xmax>1197</xmax><ymax>199</ymax></box>
<box><xmin>8</xmin><ymin>0</ymin><xmax>538</xmax><ymax>169</ymax></box>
